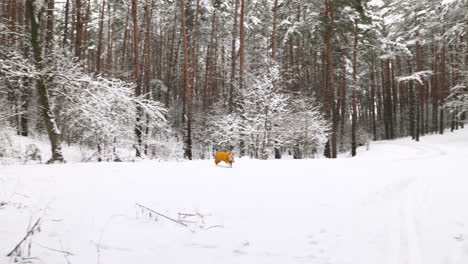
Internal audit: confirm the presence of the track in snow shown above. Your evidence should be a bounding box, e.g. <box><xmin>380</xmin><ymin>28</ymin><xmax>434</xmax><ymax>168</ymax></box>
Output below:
<box><xmin>1</xmin><ymin>129</ymin><xmax>468</xmax><ymax>264</ymax></box>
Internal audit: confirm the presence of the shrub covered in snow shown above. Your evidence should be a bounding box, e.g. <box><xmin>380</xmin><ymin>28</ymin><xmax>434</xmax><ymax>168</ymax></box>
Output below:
<box><xmin>281</xmin><ymin>97</ymin><xmax>329</xmax><ymax>159</ymax></box>
<box><xmin>193</xmin><ymin>68</ymin><xmax>329</xmax><ymax>160</ymax></box>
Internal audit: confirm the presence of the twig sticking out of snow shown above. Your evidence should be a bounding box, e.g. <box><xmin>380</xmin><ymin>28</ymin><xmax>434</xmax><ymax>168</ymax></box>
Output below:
<box><xmin>32</xmin><ymin>241</ymin><xmax>74</xmax><ymax>256</ymax></box>
<box><xmin>6</xmin><ymin>218</ymin><xmax>41</xmax><ymax>257</ymax></box>
<box><xmin>135</xmin><ymin>203</ymin><xmax>194</xmax><ymax>232</ymax></box>
<box><xmin>204</xmin><ymin>225</ymin><xmax>224</xmax><ymax>230</ymax></box>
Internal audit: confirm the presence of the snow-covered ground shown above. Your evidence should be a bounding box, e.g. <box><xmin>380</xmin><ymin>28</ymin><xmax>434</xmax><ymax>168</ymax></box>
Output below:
<box><xmin>1</xmin><ymin>129</ymin><xmax>468</xmax><ymax>264</ymax></box>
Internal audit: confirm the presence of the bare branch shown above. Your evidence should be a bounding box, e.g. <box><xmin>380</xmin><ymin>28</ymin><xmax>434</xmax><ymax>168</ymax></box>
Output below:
<box><xmin>135</xmin><ymin>203</ymin><xmax>193</xmax><ymax>232</ymax></box>
<box><xmin>6</xmin><ymin>218</ymin><xmax>41</xmax><ymax>257</ymax></box>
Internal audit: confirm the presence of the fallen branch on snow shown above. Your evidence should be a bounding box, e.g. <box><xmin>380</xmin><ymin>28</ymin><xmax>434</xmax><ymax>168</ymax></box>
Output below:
<box><xmin>135</xmin><ymin>203</ymin><xmax>193</xmax><ymax>232</ymax></box>
<box><xmin>33</xmin><ymin>241</ymin><xmax>74</xmax><ymax>256</ymax></box>
<box><xmin>204</xmin><ymin>225</ymin><xmax>224</xmax><ymax>230</ymax></box>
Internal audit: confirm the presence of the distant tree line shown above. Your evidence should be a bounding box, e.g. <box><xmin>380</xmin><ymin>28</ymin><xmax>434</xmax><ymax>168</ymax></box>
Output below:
<box><xmin>0</xmin><ymin>0</ymin><xmax>466</xmax><ymax>162</ymax></box>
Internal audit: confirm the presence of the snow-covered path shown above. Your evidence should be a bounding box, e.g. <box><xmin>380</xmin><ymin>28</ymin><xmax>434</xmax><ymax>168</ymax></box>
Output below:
<box><xmin>1</xmin><ymin>129</ymin><xmax>468</xmax><ymax>264</ymax></box>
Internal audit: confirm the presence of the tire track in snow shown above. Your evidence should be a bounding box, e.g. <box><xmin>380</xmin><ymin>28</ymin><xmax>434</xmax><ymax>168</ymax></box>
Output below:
<box><xmin>393</xmin><ymin>142</ymin><xmax>446</xmax><ymax>161</ymax></box>
<box><xmin>404</xmin><ymin>187</ymin><xmax>423</xmax><ymax>264</ymax></box>
<box><xmin>387</xmin><ymin>175</ymin><xmax>426</xmax><ymax>264</ymax></box>
<box><xmin>368</xmin><ymin>140</ymin><xmax>447</xmax><ymax>162</ymax></box>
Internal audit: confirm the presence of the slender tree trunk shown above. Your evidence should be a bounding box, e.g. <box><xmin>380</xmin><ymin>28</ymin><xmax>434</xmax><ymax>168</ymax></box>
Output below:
<box><xmin>181</xmin><ymin>0</ymin><xmax>193</xmax><ymax>159</ymax></box>
<box><xmin>165</xmin><ymin>10</ymin><xmax>179</xmax><ymax>108</ymax></box>
<box><xmin>82</xmin><ymin>0</ymin><xmax>91</xmax><ymax>69</ymax></box>
<box><xmin>238</xmin><ymin>0</ymin><xmax>246</xmax><ymax>157</ymax></box>
<box><xmin>351</xmin><ymin>19</ymin><xmax>358</xmax><ymax>157</ymax></box>
<box><xmin>369</xmin><ymin>54</ymin><xmax>377</xmax><ymax>140</ymax></box>
<box><xmin>324</xmin><ymin>0</ymin><xmax>336</xmax><ymax>158</ymax></box>
<box><xmin>63</xmin><ymin>0</ymin><xmax>70</xmax><ymax>46</ymax></box>
<box><xmin>228</xmin><ymin>0</ymin><xmax>239</xmax><ymax>113</ymax></box>
<box><xmin>75</xmin><ymin>0</ymin><xmax>83</xmax><ymax>59</ymax></box>
<box><xmin>271</xmin><ymin>0</ymin><xmax>278</xmax><ymax>61</ymax></box>
<box><xmin>141</xmin><ymin>0</ymin><xmax>155</xmax><ymax>156</ymax></box>
<box><xmin>191</xmin><ymin>0</ymin><xmax>200</xmax><ymax>97</ymax></box>
<box><xmin>431</xmin><ymin>41</ymin><xmax>439</xmax><ymax>133</ymax></box>
<box><xmin>239</xmin><ymin>0</ymin><xmax>245</xmax><ymax>91</ymax></box>
<box><xmin>131</xmin><ymin>0</ymin><xmax>143</xmax><ymax>157</ymax></box>
<box><xmin>96</xmin><ymin>0</ymin><xmax>105</xmax><ymax>73</ymax></box>
<box><xmin>390</xmin><ymin>59</ymin><xmax>397</xmax><ymax>138</ymax></box>
<box><xmin>415</xmin><ymin>16</ymin><xmax>422</xmax><ymax>142</ymax></box>
<box><xmin>203</xmin><ymin>7</ymin><xmax>217</xmax><ymax>111</ymax></box>
<box><xmin>121</xmin><ymin>9</ymin><xmax>129</xmax><ymax>74</ymax></box>
<box><xmin>106</xmin><ymin>0</ymin><xmax>113</xmax><ymax>75</ymax></box>
<box><xmin>338</xmin><ymin>63</ymin><xmax>346</xmax><ymax>150</ymax></box>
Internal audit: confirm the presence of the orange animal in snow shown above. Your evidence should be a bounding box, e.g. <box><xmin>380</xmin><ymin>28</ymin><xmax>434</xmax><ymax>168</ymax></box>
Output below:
<box><xmin>214</xmin><ymin>152</ymin><xmax>234</xmax><ymax>167</ymax></box>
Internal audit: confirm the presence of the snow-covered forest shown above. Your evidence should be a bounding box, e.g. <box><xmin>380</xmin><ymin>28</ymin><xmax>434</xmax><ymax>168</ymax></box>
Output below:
<box><xmin>1</xmin><ymin>0</ymin><xmax>468</xmax><ymax>263</ymax></box>
<box><xmin>0</xmin><ymin>0</ymin><xmax>466</xmax><ymax>162</ymax></box>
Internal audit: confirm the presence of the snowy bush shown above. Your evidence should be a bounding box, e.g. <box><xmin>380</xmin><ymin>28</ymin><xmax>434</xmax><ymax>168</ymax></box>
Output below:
<box><xmin>281</xmin><ymin>97</ymin><xmax>329</xmax><ymax>159</ymax></box>
<box><xmin>194</xmin><ymin>101</ymin><xmax>243</xmax><ymax>156</ymax></box>
<box><xmin>0</xmin><ymin>127</ymin><xmax>44</xmax><ymax>165</ymax></box>
<box><xmin>446</xmin><ymin>84</ymin><xmax>468</xmax><ymax>120</ymax></box>
<box><xmin>0</xmin><ymin>126</ymin><xmax>20</xmax><ymax>163</ymax></box>
<box><xmin>238</xmin><ymin>67</ymin><xmax>289</xmax><ymax>159</ymax></box>
<box><xmin>144</xmin><ymin>128</ymin><xmax>184</xmax><ymax>160</ymax></box>
<box><xmin>45</xmin><ymin>51</ymin><xmax>170</xmax><ymax>161</ymax></box>
<box><xmin>194</xmin><ymin>69</ymin><xmax>329</xmax><ymax>160</ymax></box>
<box><xmin>191</xmin><ymin>105</ymin><xmax>240</xmax><ymax>159</ymax></box>
<box><xmin>0</xmin><ymin>49</ymin><xmax>36</xmax><ymax>132</ymax></box>
<box><xmin>208</xmin><ymin>112</ymin><xmax>242</xmax><ymax>152</ymax></box>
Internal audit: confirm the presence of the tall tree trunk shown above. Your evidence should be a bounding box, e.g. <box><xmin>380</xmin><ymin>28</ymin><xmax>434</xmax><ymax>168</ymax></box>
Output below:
<box><xmin>121</xmin><ymin>8</ymin><xmax>129</xmax><ymax>74</ymax></box>
<box><xmin>239</xmin><ymin>0</ymin><xmax>245</xmax><ymax>91</ymax></box>
<box><xmin>63</xmin><ymin>0</ymin><xmax>70</xmax><ymax>46</ymax></box>
<box><xmin>324</xmin><ymin>0</ymin><xmax>336</xmax><ymax>158</ymax></box>
<box><xmin>82</xmin><ymin>1</ymin><xmax>91</xmax><ymax>70</ymax></box>
<box><xmin>131</xmin><ymin>0</ymin><xmax>143</xmax><ymax>157</ymax></box>
<box><xmin>228</xmin><ymin>0</ymin><xmax>239</xmax><ymax>113</ymax></box>
<box><xmin>181</xmin><ymin>0</ymin><xmax>193</xmax><ymax>159</ymax></box>
<box><xmin>191</xmin><ymin>0</ymin><xmax>200</xmax><ymax>97</ymax></box>
<box><xmin>431</xmin><ymin>41</ymin><xmax>439</xmax><ymax>133</ymax></box>
<box><xmin>141</xmin><ymin>0</ymin><xmax>156</xmax><ymax>156</ymax></box>
<box><xmin>106</xmin><ymin>0</ymin><xmax>113</xmax><ymax>75</ymax></box>
<box><xmin>369</xmin><ymin>52</ymin><xmax>377</xmax><ymax>140</ymax></box>
<box><xmin>75</xmin><ymin>0</ymin><xmax>83</xmax><ymax>59</ymax></box>
<box><xmin>351</xmin><ymin>19</ymin><xmax>358</xmax><ymax>157</ymax></box>
<box><xmin>415</xmin><ymin>16</ymin><xmax>422</xmax><ymax>142</ymax></box>
<box><xmin>165</xmin><ymin>10</ymin><xmax>179</xmax><ymax>108</ymax></box>
<box><xmin>142</xmin><ymin>0</ymin><xmax>155</xmax><ymax>95</ymax></box>
<box><xmin>96</xmin><ymin>0</ymin><xmax>105</xmax><ymax>73</ymax></box>
<box><xmin>26</xmin><ymin>0</ymin><xmax>65</xmax><ymax>163</ymax></box>
<box><xmin>271</xmin><ymin>0</ymin><xmax>279</xmax><ymax>61</ymax></box>
<box><xmin>203</xmin><ymin>7</ymin><xmax>217</xmax><ymax>111</ymax></box>
<box><xmin>338</xmin><ymin>63</ymin><xmax>346</xmax><ymax>150</ymax></box>
<box><xmin>238</xmin><ymin>0</ymin><xmax>246</xmax><ymax>157</ymax></box>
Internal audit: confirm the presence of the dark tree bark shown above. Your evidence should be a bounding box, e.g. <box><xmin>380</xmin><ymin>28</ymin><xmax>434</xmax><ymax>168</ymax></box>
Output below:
<box><xmin>26</xmin><ymin>0</ymin><xmax>65</xmax><ymax>163</ymax></box>
<box><xmin>271</xmin><ymin>0</ymin><xmax>279</xmax><ymax>61</ymax></box>
<box><xmin>324</xmin><ymin>0</ymin><xmax>337</xmax><ymax>158</ymax></box>
<box><xmin>96</xmin><ymin>0</ymin><xmax>105</xmax><ymax>73</ymax></box>
<box><xmin>131</xmin><ymin>0</ymin><xmax>143</xmax><ymax>157</ymax></box>
<box><xmin>74</xmin><ymin>0</ymin><xmax>83</xmax><ymax>59</ymax></box>
<box><xmin>191</xmin><ymin>0</ymin><xmax>200</xmax><ymax>97</ymax></box>
<box><xmin>239</xmin><ymin>0</ymin><xmax>245</xmax><ymax>91</ymax></box>
<box><xmin>415</xmin><ymin>16</ymin><xmax>422</xmax><ymax>142</ymax></box>
<box><xmin>439</xmin><ymin>39</ymin><xmax>446</xmax><ymax>134</ymax></box>
<box><xmin>369</xmin><ymin>53</ymin><xmax>377</xmax><ymax>141</ymax></box>
<box><xmin>181</xmin><ymin>0</ymin><xmax>193</xmax><ymax>159</ymax></box>
<box><xmin>106</xmin><ymin>0</ymin><xmax>113</xmax><ymax>75</ymax></box>
<box><xmin>351</xmin><ymin>19</ymin><xmax>358</xmax><ymax>157</ymax></box>
<box><xmin>62</xmin><ymin>0</ymin><xmax>70</xmax><ymax>46</ymax></box>
<box><xmin>228</xmin><ymin>0</ymin><xmax>239</xmax><ymax>113</ymax></box>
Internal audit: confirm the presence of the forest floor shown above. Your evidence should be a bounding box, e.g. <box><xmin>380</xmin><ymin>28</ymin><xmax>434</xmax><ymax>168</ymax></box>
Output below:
<box><xmin>1</xmin><ymin>129</ymin><xmax>468</xmax><ymax>264</ymax></box>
